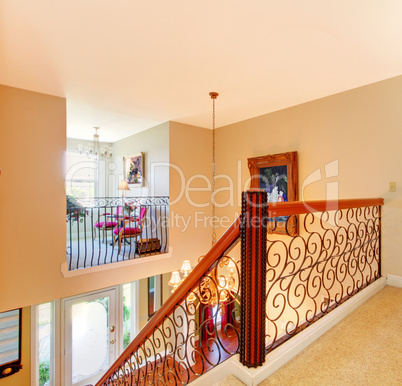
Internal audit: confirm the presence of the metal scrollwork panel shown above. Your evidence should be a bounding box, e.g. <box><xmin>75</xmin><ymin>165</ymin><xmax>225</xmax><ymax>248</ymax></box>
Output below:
<box><xmin>265</xmin><ymin>206</ymin><xmax>381</xmax><ymax>351</ymax></box>
<box><xmin>104</xmin><ymin>254</ymin><xmax>241</xmax><ymax>385</ymax></box>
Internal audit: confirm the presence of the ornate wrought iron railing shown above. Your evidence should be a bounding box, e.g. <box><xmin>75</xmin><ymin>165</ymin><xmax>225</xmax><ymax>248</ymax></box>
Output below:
<box><xmin>66</xmin><ymin>196</ymin><xmax>169</xmax><ymax>270</ymax></box>
<box><xmin>96</xmin><ymin>218</ymin><xmax>241</xmax><ymax>385</ymax></box>
<box><xmin>94</xmin><ymin>194</ymin><xmax>383</xmax><ymax>384</ymax></box>
<box><xmin>263</xmin><ymin>198</ymin><xmax>383</xmax><ymax>354</ymax></box>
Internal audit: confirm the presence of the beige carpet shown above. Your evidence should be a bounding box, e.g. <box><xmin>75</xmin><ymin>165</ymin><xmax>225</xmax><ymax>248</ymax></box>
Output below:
<box><xmin>214</xmin><ymin>285</ymin><xmax>402</xmax><ymax>386</ymax></box>
<box><xmin>260</xmin><ymin>285</ymin><xmax>402</xmax><ymax>386</ymax></box>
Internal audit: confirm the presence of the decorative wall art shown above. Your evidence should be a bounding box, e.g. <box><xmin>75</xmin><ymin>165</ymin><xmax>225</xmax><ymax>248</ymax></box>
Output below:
<box><xmin>248</xmin><ymin>151</ymin><xmax>298</xmax><ymax>236</ymax></box>
<box><xmin>124</xmin><ymin>152</ymin><xmax>144</xmax><ymax>187</ymax></box>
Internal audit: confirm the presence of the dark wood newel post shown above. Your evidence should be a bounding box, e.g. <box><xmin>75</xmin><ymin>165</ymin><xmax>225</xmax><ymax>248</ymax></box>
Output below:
<box><xmin>240</xmin><ymin>189</ymin><xmax>268</xmax><ymax>367</ymax></box>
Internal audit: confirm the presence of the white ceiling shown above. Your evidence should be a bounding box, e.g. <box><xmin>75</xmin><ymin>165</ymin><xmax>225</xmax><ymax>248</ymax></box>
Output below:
<box><xmin>1</xmin><ymin>0</ymin><xmax>402</xmax><ymax>142</ymax></box>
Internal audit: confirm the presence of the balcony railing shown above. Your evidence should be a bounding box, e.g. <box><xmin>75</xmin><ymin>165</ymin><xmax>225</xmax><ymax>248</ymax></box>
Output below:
<box><xmin>263</xmin><ymin>197</ymin><xmax>382</xmax><ymax>356</ymax></box>
<box><xmin>95</xmin><ymin>193</ymin><xmax>383</xmax><ymax>384</ymax></box>
<box><xmin>66</xmin><ymin>196</ymin><xmax>169</xmax><ymax>271</ymax></box>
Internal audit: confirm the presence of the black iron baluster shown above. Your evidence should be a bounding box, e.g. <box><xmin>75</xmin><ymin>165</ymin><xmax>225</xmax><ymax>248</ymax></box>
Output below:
<box><xmin>67</xmin><ymin>196</ymin><xmax>169</xmax><ymax>271</ymax></box>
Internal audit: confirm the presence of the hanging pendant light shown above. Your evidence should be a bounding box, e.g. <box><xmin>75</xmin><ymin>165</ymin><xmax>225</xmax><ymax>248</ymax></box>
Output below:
<box><xmin>210</xmin><ymin>92</ymin><xmax>219</xmax><ymax>245</ymax></box>
<box><xmin>168</xmin><ymin>92</ymin><xmax>224</xmax><ymax>297</ymax></box>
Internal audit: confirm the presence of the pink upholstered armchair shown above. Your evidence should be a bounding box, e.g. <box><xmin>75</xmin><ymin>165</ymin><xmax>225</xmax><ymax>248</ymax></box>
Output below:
<box><xmin>94</xmin><ymin>206</ymin><xmax>123</xmax><ymax>243</ymax></box>
<box><xmin>112</xmin><ymin>206</ymin><xmax>148</xmax><ymax>254</ymax></box>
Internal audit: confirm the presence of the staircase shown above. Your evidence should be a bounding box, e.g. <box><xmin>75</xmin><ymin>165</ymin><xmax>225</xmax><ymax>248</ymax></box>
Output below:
<box><xmin>94</xmin><ymin>193</ymin><xmax>384</xmax><ymax>385</ymax></box>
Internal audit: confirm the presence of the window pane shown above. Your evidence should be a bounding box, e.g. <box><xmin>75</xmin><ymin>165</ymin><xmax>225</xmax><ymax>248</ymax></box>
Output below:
<box><xmin>66</xmin><ymin>181</ymin><xmax>95</xmax><ymax>200</ymax></box>
<box><xmin>38</xmin><ymin>303</ymin><xmax>51</xmax><ymax>386</ymax></box>
<box><xmin>122</xmin><ymin>282</ymin><xmax>137</xmax><ymax>350</ymax></box>
<box><xmin>65</xmin><ymin>151</ymin><xmax>97</xmax><ymax>202</ymax></box>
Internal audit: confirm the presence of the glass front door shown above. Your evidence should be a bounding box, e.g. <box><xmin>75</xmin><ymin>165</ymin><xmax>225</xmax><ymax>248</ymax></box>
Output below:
<box><xmin>63</xmin><ymin>288</ymin><xmax>117</xmax><ymax>386</ymax></box>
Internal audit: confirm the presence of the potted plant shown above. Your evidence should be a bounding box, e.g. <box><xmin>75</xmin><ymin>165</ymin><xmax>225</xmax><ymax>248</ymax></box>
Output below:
<box><xmin>66</xmin><ymin>195</ymin><xmax>88</xmax><ymax>222</ymax></box>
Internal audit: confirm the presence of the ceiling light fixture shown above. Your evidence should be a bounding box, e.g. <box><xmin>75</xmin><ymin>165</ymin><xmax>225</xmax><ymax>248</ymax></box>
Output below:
<box><xmin>78</xmin><ymin>127</ymin><xmax>113</xmax><ymax>160</ymax></box>
<box><xmin>168</xmin><ymin>93</ymin><xmax>223</xmax><ymax>298</ymax></box>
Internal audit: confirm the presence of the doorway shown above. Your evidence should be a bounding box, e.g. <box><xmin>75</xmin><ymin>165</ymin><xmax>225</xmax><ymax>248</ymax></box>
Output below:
<box><xmin>62</xmin><ymin>288</ymin><xmax>117</xmax><ymax>386</ymax></box>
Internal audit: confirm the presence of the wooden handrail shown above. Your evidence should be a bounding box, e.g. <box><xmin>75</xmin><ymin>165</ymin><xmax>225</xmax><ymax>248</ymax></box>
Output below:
<box><xmin>96</xmin><ymin>216</ymin><xmax>241</xmax><ymax>385</ymax></box>
<box><xmin>267</xmin><ymin>198</ymin><xmax>384</xmax><ymax>217</ymax></box>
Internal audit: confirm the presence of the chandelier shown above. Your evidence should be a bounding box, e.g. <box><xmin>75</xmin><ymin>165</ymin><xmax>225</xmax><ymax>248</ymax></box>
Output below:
<box><xmin>78</xmin><ymin>127</ymin><xmax>113</xmax><ymax>160</ymax></box>
<box><xmin>168</xmin><ymin>257</ymin><xmax>238</xmax><ymax>315</ymax></box>
<box><xmin>168</xmin><ymin>260</ymin><xmax>192</xmax><ymax>293</ymax></box>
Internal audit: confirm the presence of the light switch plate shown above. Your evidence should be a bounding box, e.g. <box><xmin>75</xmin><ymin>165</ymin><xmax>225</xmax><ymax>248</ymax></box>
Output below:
<box><xmin>389</xmin><ymin>181</ymin><xmax>396</xmax><ymax>192</ymax></box>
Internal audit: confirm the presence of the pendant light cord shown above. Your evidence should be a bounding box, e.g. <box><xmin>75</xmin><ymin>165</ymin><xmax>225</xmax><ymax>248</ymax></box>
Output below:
<box><xmin>210</xmin><ymin>92</ymin><xmax>219</xmax><ymax>245</ymax></box>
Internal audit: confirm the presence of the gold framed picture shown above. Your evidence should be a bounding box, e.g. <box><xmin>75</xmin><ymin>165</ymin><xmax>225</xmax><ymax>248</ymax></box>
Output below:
<box><xmin>124</xmin><ymin>152</ymin><xmax>144</xmax><ymax>187</ymax></box>
<box><xmin>248</xmin><ymin>151</ymin><xmax>298</xmax><ymax>236</ymax></box>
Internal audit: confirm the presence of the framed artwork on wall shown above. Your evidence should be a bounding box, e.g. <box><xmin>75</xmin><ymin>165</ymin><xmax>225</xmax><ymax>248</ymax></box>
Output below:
<box><xmin>248</xmin><ymin>151</ymin><xmax>298</xmax><ymax>236</ymax></box>
<box><xmin>124</xmin><ymin>152</ymin><xmax>144</xmax><ymax>187</ymax></box>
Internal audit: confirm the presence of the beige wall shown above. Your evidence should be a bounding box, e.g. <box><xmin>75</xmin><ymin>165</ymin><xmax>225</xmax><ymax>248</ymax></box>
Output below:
<box><xmin>112</xmin><ymin>122</ymin><xmax>170</xmax><ymax>197</ymax></box>
<box><xmin>169</xmin><ymin>121</ymin><xmax>213</xmax><ymax>269</ymax></box>
<box><xmin>215</xmin><ymin>75</ymin><xmax>402</xmax><ymax>276</ymax></box>
<box><xmin>0</xmin><ymin>85</ymin><xmax>67</xmax><ymax>312</ymax></box>
<box><xmin>2</xmin><ymin>76</ymin><xmax>401</xmax><ymax>312</ymax></box>
<box><xmin>0</xmin><ymin>86</ymin><xmax>177</xmax><ymax>312</ymax></box>
<box><xmin>2</xmin><ymin>75</ymin><xmax>401</xmax><ymax>373</ymax></box>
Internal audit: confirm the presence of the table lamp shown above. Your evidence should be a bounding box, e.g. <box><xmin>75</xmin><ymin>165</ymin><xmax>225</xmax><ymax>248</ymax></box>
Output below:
<box><xmin>118</xmin><ymin>180</ymin><xmax>130</xmax><ymax>198</ymax></box>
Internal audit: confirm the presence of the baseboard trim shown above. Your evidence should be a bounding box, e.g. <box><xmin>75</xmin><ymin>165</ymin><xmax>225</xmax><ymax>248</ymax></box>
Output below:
<box><xmin>194</xmin><ymin>277</ymin><xmax>387</xmax><ymax>386</ymax></box>
<box><xmin>387</xmin><ymin>274</ymin><xmax>402</xmax><ymax>287</ymax></box>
